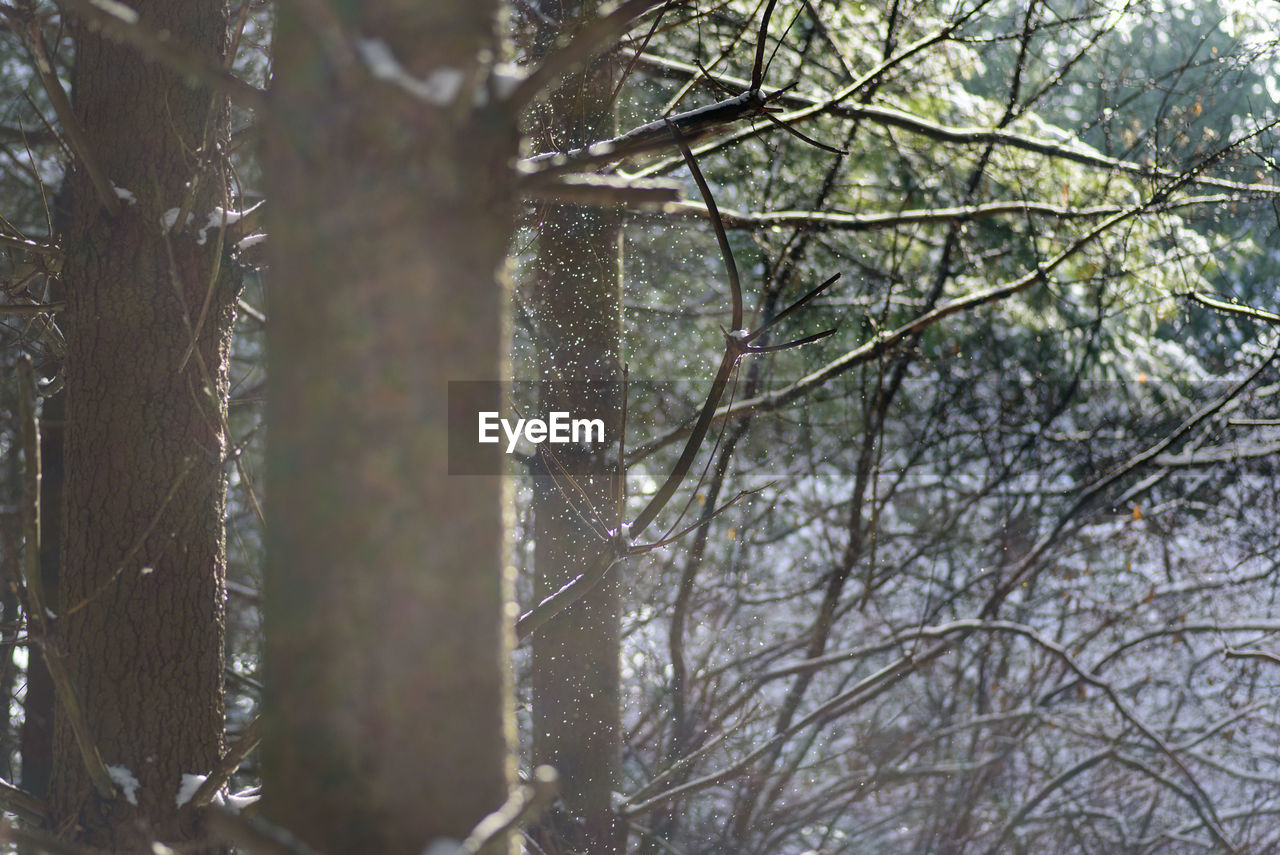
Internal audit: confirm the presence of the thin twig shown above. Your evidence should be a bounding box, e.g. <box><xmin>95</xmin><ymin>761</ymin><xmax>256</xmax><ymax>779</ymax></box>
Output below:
<box><xmin>522</xmin><ymin>86</ymin><xmax>774</xmax><ymax>174</ymax></box>
<box><xmin>1188</xmin><ymin>291</ymin><xmax>1280</xmax><ymax>324</ymax></box>
<box><xmin>0</xmin><ymin>232</ymin><xmax>60</xmax><ymax>256</ymax></box>
<box><xmin>17</xmin><ymin>12</ymin><xmax>121</xmax><ymax>216</ymax></box>
<box><xmin>749</xmin><ymin>0</ymin><xmax>779</xmax><ymax>90</ymax></box>
<box><xmin>631</xmin><ymin>52</ymin><xmax>1280</xmax><ymax>197</ymax></box>
<box><xmin>458</xmin><ymin>766</ymin><xmax>559</xmax><ymax>855</ymax></box>
<box><xmin>516</xmin><ymin>553</ymin><xmax>624</xmax><ymax>640</ymax></box>
<box><xmin>184</xmin><ymin>716</ymin><xmax>262</xmax><ymax>809</ymax></box>
<box><xmin>666</xmin><ymin>120</ymin><xmax>741</xmax><ymax>328</ymax></box>
<box><xmin>663</xmin><ymin>194</ymin><xmax>1246</xmax><ymax>231</ymax></box>
<box><xmin>0</xmin><ymin>302</ymin><xmax>65</xmax><ymax>314</ymax></box>
<box><xmin>509</xmin><ymin>0</ymin><xmax>677</xmax><ymax>109</ymax></box>
<box><xmin>1224</xmin><ymin>648</ymin><xmax>1280</xmax><ymax>667</ymax></box>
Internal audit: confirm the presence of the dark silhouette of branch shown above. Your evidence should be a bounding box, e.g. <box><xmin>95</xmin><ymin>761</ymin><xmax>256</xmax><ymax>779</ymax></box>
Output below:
<box><xmin>521</xmin><ymin>86</ymin><xmax>778</xmax><ymax>175</ymax></box>
<box><xmin>9</xmin><ymin>7</ymin><xmax>120</xmax><ymax>216</ymax></box>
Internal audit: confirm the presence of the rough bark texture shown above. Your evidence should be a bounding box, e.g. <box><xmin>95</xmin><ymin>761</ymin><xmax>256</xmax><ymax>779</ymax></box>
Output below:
<box><xmin>528</xmin><ymin>6</ymin><xmax>625</xmax><ymax>850</ymax></box>
<box><xmin>49</xmin><ymin>1</ymin><xmax>235</xmax><ymax>850</ymax></box>
<box><xmin>262</xmin><ymin>2</ymin><xmax>516</xmax><ymax>853</ymax></box>
<box><xmin>21</xmin><ymin>389</ymin><xmax>60</xmax><ymax>802</ymax></box>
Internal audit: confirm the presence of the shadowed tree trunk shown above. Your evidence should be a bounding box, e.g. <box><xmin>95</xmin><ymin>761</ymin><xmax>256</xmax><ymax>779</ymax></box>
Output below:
<box><xmin>20</xmin><ymin>388</ymin><xmax>60</xmax><ymax>803</ymax></box>
<box><xmin>527</xmin><ymin>5</ymin><xmax>624</xmax><ymax>851</ymax></box>
<box><xmin>261</xmin><ymin>1</ymin><xmax>517</xmax><ymax>853</ymax></box>
<box><xmin>48</xmin><ymin>0</ymin><xmax>237</xmax><ymax>849</ymax></box>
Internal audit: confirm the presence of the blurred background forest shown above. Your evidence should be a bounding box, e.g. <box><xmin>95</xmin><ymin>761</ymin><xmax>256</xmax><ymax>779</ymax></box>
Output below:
<box><xmin>2</xmin><ymin>0</ymin><xmax>1280</xmax><ymax>853</ymax></box>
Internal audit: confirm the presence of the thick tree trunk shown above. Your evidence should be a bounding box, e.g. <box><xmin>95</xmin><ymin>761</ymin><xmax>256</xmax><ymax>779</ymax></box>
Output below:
<box><xmin>48</xmin><ymin>1</ymin><xmax>235</xmax><ymax>850</ymax></box>
<box><xmin>528</xmin><ymin>8</ymin><xmax>624</xmax><ymax>849</ymax></box>
<box><xmin>261</xmin><ymin>2</ymin><xmax>516</xmax><ymax>853</ymax></box>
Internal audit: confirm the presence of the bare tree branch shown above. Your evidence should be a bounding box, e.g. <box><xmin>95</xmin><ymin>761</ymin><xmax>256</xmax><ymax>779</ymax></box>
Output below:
<box><xmin>665</xmin><ymin>194</ymin><xmax>1249</xmax><ymax>232</ymax></box>
<box><xmin>0</xmin><ymin>778</ymin><xmax>46</xmax><ymax>825</ymax></box>
<box><xmin>631</xmin><ymin>52</ymin><xmax>1280</xmax><ymax>198</ymax></box>
<box><xmin>9</xmin><ymin>9</ymin><xmax>121</xmax><ymax>216</ymax></box>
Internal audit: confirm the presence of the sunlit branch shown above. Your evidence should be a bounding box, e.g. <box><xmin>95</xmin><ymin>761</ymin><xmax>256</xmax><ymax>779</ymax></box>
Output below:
<box><xmin>0</xmin><ymin>779</ymin><xmax>45</xmax><ymax>826</ymax></box>
<box><xmin>665</xmin><ymin>194</ymin><xmax>1248</xmax><ymax>231</ymax></box>
<box><xmin>520</xmin><ymin>172</ymin><xmax>682</xmax><ymax>207</ymax></box>
<box><xmin>628</xmin><ymin>139</ymin><xmax>1277</xmax><ymax>467</ymax></box>
<box><xmin>1188</xmin><ymin>291</ymin><xmax>1280</xmax><ymax>324</ymax></box>
<box><xmin>630</xmin><ymin>53</ymin><xmax>1280</xmax><ymax>198</ymax></box>
<box><xmin>520</xmin><ymin>86</ymin><xmax>777</xmax><ymax>176</ymax></box>
<box><xmin>183</xmin><ymin>716</ymin><xmax>263</xmax><ymax>810</ymax></box>
<box><xmin>456</xmin><ymin>766</ymin><xmax>559</xmax><ymax>855</ymax></box>
<box><xmin>626</xmin><ymin>11</ymin><xmax>991</xmax><ymax>180</ymax></box>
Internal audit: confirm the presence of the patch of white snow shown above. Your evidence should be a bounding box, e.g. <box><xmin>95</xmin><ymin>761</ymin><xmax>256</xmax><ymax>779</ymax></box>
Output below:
<box><xmin>422</xmin><ymin>840</ymin><xmax>463</xmax><ymax>855</ymax></box>
<box><xmin>196</xmin><ymin>206</ymin><xmax>247</xmax><ymax>246</ymax></box>
<box><xmin>160</xmin><ymin>208</ymin><xmax>193</xmax><ymax>234</ymax></box>
<box><xmin>355</xmin><ymin>38</ymin><xmax>463</xmax><ymax>106</ymax></box>
<box><xmin>107</xmin><ymin>764</ymin><xmax>141</xmax><ymax>806</ymax></box>
<box><xmin>175</xmin><ymin>772</ymin><xmax>206</xmax><ymax>807</ymax></box>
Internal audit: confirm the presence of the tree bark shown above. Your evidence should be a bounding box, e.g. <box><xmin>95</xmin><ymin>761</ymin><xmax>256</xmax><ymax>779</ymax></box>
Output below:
<box><xmin>527</xmin><ymin>6</ymin><xmax>625</xmax><ymax>851</ymax></box>
<box><xmin>261</xmin><ymin>2</ymin><xmax>517</xmax><ymax>853</ymax></box>
<box><xmin>48</xmin><ymin>1</ymin><xmax>236</xmax><ymax>850</ymax></box>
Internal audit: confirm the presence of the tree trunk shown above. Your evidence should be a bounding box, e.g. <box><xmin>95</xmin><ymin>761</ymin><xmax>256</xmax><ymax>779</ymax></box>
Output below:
<box><xmin>261</xmin><ymin>2</ymin><xmax>516</xmax><ymax>853</ymax></box>
<box><xmin>48</xmin><ymin>1</ymin><xmax>236</xmax><ymax>850</ymax></box>
<box><xmin>20</xmin><ymin>389</ymin><xmax>60</xmax><ymax>803</ymax></box>
<box><xmin>527</xmin><ymin>6</ymin><xmax>624</xmax><ymax>851</ymax></box>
